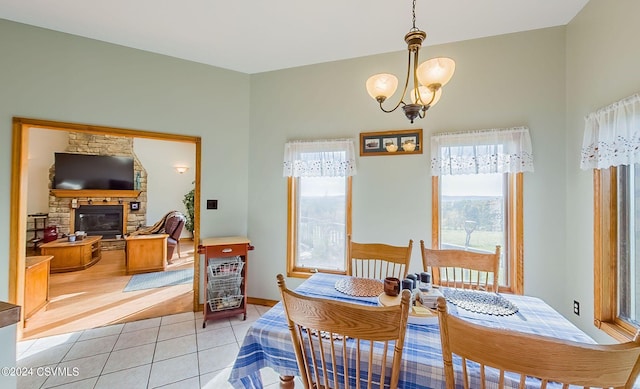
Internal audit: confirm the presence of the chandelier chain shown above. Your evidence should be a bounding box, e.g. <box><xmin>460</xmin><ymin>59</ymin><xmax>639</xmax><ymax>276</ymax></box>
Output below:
<box><xmin>411</xmin><ymin>0</ymin><xmax>417</xmax><ymax>30</ymax></box>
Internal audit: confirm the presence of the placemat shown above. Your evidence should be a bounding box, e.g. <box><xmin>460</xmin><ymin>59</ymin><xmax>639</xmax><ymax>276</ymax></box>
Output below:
<box><xmin>334</xmin><ymin>277</ymin><xmax>383</xmax><ymax>297</ymax></box>
<box><xmin>443</xmin><ymin>288</ymin><xmax>519</xmax><ymax>316</ymax></box>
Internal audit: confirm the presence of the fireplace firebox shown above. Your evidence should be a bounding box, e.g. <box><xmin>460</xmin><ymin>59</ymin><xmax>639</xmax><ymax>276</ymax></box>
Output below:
<box><xmin>74</xmin><ymin>205</ymin><xmax>124</xmax><ymax>238</ymax></box>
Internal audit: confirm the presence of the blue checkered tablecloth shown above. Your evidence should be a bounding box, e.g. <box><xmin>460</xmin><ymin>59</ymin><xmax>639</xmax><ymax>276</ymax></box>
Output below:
<box><xmin>228</xmin><ymin>273</ymin><xmax>596</xmax><ymax>389</ymax></box>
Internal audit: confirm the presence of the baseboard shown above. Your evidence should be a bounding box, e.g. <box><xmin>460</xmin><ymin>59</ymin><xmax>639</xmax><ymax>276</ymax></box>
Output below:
<box><xmin>196</xmin><ymin>297</ymin><xmax>277</xmax><ymax>313</ymax></box>
<box><xmin>247</xmin><ymin>297</ymin><xmax>278</xmax><ymax>307</ymax></box>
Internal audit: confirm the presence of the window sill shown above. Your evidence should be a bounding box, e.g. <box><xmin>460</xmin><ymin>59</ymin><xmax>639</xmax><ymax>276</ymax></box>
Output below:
<box><xmin>597</xmin><ymin>320</ymin><xmax>637</xmax><ymax>342</ymax></box>
<box><xmin>287</xmin><ymin>268</ymin><xmax>346</xmax><ymax>279</ymax></box>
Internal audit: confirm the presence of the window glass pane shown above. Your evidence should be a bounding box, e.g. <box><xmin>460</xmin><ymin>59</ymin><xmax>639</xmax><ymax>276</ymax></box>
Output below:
<box><xmin>440</xmin><ymin>173</ymin><xmax>507</xmax><ymax>285</ymax></box>
<box><xmin>296</xmin><ymin>176</ymin><xmax>346</xmax><ymax>271</ymax></box>
<box><xmin>618</xmin><ymin>163</ymin><xmax>640</xmax><ymax>326</ymax></box>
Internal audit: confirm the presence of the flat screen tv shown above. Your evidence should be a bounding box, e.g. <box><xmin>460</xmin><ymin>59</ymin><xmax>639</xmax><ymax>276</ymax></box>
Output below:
<box><xmin>54</xmin><ymin>153</ymin><xmax>135</xmax><ymax>190</ymax></box>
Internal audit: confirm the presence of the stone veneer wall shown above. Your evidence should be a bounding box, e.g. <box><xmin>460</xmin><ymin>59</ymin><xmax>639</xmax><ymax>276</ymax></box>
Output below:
<box><xmin>47</xmin><ymin>133</ymin><xmax>148</xmax><ymax>250</ymax></box>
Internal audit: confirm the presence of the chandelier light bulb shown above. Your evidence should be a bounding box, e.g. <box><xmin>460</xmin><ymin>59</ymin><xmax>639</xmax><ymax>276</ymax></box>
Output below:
<box><xmin>366</xmin><ymin>73</ymin><xmax>399</xmax><ymax>102</ymax></box>
<box><xmin>410</xmin><ymin>86</ymin><xmax>442</xmax><ymax>107</ymax></box>
<box><xmin>417</xmin><ymin>57</ymin><xmax>456</xmax><ymax>89</ymax></box>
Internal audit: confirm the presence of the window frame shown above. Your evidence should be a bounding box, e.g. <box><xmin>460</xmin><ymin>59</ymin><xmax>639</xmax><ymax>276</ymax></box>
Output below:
<box><xmin>286</xmin><ymin>176</ymin><xmax>352</xmax><ymax>278</ymax></box>
<box><xmin>431</xmin><ymin>173</ymin><xmax>524</xmax><ymax>294</ymax></box>
<box><xmin>593</xmin><ymin>167</ymin><xmax>639</xmax><ymax>341</ymax></box>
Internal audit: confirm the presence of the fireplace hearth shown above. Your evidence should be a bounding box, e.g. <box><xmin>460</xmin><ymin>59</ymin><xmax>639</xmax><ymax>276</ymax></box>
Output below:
<box><xmin>74</xmin><ymin>205</ymin><xmax>124</xmax><ymax>238</ymax></box>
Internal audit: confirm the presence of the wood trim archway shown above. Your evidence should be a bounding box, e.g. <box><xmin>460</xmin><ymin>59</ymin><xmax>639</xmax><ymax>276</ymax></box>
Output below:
<box><xmin>9</xmin><ymin>117</ymin><xmax>202</xmax><ymax>338</ymax></box>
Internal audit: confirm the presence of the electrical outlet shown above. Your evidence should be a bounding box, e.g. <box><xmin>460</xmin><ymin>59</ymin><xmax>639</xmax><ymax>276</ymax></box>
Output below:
<box><xmin>573</xmin><ymin>300</ymin><xmax>580</xmax><ymax>316</ymax></box>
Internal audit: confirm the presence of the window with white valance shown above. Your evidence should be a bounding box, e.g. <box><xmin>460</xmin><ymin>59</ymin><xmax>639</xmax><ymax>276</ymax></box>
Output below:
<box><xmin>430</xmin><ymin>127</ymin><xmax>534</xmax><ymax>176</ymax></box>
<box><xmin>283</xmin><ymin>139</ymin><xmax>354</xmax><ymax>276</ymax></box>
<box><xmin>587</xmin><ymin>92</ymin><xmax>640</xmax><ymax>341</ymax></box>
<box><xmin>580</xmin><ymin>93</ymin><xmax>640</xmax><ymax>170</ymax></box>
<box><xmin>430</xmin><ymin>126</ymin><xmax>531</xmax><ymax>294</ymax></box>
<box><xmin>283</xmin><ymin>139</ymin><xmax>357</xmax><ymax>177</ymax></box>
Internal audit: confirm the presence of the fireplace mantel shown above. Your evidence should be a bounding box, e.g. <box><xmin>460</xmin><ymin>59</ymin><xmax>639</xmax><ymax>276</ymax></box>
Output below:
<box><xmin>50</xmin><ymin>189</ymin><xmax>141</xmax><ymax>198</ymax></box>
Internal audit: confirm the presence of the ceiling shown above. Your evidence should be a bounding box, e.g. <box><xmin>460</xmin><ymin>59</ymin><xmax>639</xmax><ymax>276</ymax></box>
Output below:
<box><xmin>0</xmin><ymin>0</ymin><xmax>589</xmax><ymax>74</ymax></box>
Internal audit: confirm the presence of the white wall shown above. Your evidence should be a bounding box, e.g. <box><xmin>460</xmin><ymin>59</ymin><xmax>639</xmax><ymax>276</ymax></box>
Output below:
<box><xmin>0</xmin><ymin>325</ymin><xmax>17</xmax><ymax>389</ymax></box>
<box><xmin>247</xmin><ymin>27</ymin><xmax>568</xmax><ymax>302</ymax></box>
<box><xmin>134</xmin><ymin>138</ymin><xmax>195</xmax><ymax>232</ymax></box>
<box><xmin>26</xmin><ymin>129</ymin><xmax>68</xmax><ymax>215</ymax></box>
<box><xmin>565</xmin><ymin>0</ymin><xmax>640</xmax><ymax>342</ymax></box>
<box><xmin>0</xmin><ymin>19</ymin><xmax>250</xmax><ymax>384</ymax></box>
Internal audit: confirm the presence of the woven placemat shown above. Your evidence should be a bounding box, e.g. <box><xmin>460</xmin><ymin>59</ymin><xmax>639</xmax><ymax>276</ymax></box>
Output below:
<box><xmin>443</xmin><ymin>288</ymin><xmax>519</xmax><ymax>316</ymax></box>
<box><xmin>335</xmin><ymin>277</ymin><xmax>383</xmax><ymax>297</ymax></box>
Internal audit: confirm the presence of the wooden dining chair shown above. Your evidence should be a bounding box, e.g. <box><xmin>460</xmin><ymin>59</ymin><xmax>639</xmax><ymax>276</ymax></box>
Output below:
<box><xmin>420</xmin><ymin>240</ymin><xmax>501</xmax><ymax>292</ymax></box>
<box><xmin>436</xmin><ymin>296</ymin><xmax>640</xmax><ymax>389</ymax></box>
<box><xmin>347</xmin><ymin>236</ymin><xmax>413</xmax><ymax>280</ymax></box>
<box><xmin>276</xmin><ymin>274</ymin><xmax>411</xmax><ymax>389</ymax></box>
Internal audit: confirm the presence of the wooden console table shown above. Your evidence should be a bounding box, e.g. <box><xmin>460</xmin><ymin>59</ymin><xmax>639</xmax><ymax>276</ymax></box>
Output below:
<box><xmin>125</xmin><ymin>234</ymin><xmax>168</xmax><ymax>274</ymax></box>
<box><xmin>40</xmin><ymin>235</ymin><xmax>102</xmax><ymax>273</ymax></box>
<box><xmin>24</xmin><ymin>255</ymin><xmax>52</xmax><ymax>322</ymax></box>
<box><xmin>199</xmin><ymin>236</ymin><xmax>253</xmax><ymax>327</ymax></box>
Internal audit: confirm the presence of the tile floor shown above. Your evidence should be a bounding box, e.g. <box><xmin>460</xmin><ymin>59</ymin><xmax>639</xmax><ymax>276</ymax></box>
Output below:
<box><xmin>16</xmin><ymin>304</ymin><xmax>297</xmax><ymax>389</ymax></box>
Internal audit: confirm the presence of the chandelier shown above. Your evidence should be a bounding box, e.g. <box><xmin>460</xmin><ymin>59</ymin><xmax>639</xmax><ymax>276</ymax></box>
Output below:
<box><xmin>365</xmin><ymin>0</ymin><xmax>455</xmax><ymax>123</ymax></box>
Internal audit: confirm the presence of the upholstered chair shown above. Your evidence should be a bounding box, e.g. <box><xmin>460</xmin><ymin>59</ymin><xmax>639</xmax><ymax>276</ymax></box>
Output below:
<box><xmin>165</xmin><ymin>214</ymin><xmax>185</xmax><ymax>263</ymax></box>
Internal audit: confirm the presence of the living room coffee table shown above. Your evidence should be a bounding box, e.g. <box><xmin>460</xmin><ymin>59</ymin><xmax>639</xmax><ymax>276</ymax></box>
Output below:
<box><xmin>40</xmin><ymin>235</ymin><xmax>102</xmax><ymax>273</ymax></box>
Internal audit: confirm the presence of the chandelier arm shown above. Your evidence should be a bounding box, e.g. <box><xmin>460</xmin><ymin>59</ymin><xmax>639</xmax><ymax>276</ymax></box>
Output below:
<box><xmin>378</xmin><ymin>50</ymin><xmax>413</xmax><ymax>113</ymax></box>
<box><xmin>411</xmin><ymin>49</ymin><xmax>441</xmax><ymax>108</ymax></box>
<box><xmin>411</xmin><ymin>49</ymin><xmax>422</xmax><ymax>104</ymax></box>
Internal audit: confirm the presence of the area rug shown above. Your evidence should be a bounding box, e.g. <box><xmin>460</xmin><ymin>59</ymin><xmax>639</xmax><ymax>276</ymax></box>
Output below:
<box><xmin>124</xmin><ymin>268</ymin><xmax>193</xmax><ymax>292</ymax></box>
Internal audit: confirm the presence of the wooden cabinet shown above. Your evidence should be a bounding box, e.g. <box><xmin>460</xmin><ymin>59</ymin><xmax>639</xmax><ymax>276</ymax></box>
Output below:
<box><xmin>199</xmin><ymin>236</ymin><xmax>253</xmax><ymax>328</ymax></box>
<box><xmin>40</xmin><ymin>236</ymin><xmax>102</xmax><ymax>273</ymax></box>
<box><xmin>24</xmin><ymin>255</ymin><xmax>52</xmax><ymax>322</ymax></box>
<box><xmin>125</xmin><ymin>234</ymin><xmax>168</xmax><ymax>274</ymax></box>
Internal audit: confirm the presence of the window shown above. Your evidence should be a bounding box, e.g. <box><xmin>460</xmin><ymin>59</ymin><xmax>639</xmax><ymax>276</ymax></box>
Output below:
<box><xmin>431</xmin><ymin>127</ymin><xmax>533</xmax><ymax>294</ymax></box>
<box><xmin>586</xmin><ymin>93</ymin><xmax>640</xmax><ymax>341</ymax></box>
<box><xmin>618</xmin><ymin>164</ymin><xmax>639</xmax><ymax>326</ymax></box>
<box><xmin>283</xmin><ymin>139</ymin><xmax>356</xmax><ymax>277</ymax></box>
<box><xmin>438</xmin><ymin>173</ymin><xmax>506</xmax><ymax>284</ymax></box>
<box><xmin>593</xmin><ymin>166</ymin><xmax>640</xmax><ymax>340</ymax></box>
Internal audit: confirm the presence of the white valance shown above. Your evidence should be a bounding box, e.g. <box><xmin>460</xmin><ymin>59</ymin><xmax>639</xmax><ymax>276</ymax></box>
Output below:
<box><xmin>580</xmin><ymin>93</ymin><xmax>640</xmax><ymax>170</ymax></box>
<box><xmin>431</xmin><ymin>127</ymin><xmax>534</xmax><ymax>176</ymax></box>
<box><xmin>283</xmin><ymin>139</ymin><xmax>357</xmax><ymax>177</ymax></box>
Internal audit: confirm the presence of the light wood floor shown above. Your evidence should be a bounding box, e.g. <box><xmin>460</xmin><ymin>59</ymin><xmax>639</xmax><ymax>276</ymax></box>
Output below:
<box><xmin>22</xmin><ymin>240</ymin><xmax>196</xmax><ymax>340</ymax></box>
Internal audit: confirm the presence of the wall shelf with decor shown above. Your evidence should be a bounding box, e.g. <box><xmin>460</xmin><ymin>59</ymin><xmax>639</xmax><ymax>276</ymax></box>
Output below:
<box><xmin>50</xmin><ymin>189</ymin><xmax>141</xmax><ymax>198</ymax></box>
<box><xmin>360</xmin><ymin>129</ymin><xmax>423</xmax><ymax>156</ymax></box>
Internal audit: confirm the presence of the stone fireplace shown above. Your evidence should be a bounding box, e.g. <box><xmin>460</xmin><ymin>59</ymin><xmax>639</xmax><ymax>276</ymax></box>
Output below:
<box><xmin>47</xmin><ymin>133</ymin><xmax>148</xmax><ymax>250</ymax></box>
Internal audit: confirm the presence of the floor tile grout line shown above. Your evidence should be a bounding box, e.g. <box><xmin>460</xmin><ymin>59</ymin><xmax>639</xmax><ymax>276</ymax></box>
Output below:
<box><xmin>87</xmin><ymin>326</ymin><xmax>122</xmax><ymax>389</ymax></box>
<box><xmin>194</xmin><ymin>318</ymin><xmax>202</xmax><ymax>387</ymax></box>
<box><xmin>146</xmin><ymin>342</ymin><xmax>155</xmax><ymax>389</ymax></box>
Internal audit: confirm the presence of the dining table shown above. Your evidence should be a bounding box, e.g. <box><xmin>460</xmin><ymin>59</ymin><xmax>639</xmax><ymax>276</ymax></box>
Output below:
<box><xmin>228</xmin><ymin>273</ymin><xmax>596</xmax><ymax>389</ymax></box>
